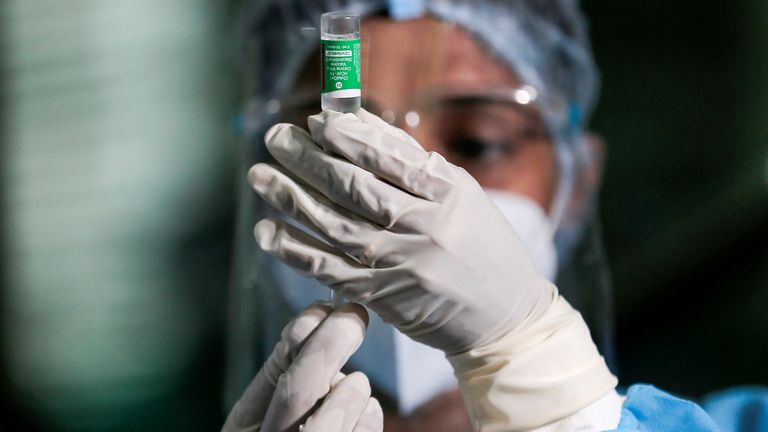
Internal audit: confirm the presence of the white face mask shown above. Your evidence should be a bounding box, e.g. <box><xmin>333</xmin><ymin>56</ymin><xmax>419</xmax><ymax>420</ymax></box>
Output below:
<box><xmin>274</xmin><ymin>188</ymin><xmax>559</xmax><ymax>414</ymax></box>
<box><xmin>483</xmin><ymin>189</ymin><xmax>559</xmax><ymax>281</ymax></box>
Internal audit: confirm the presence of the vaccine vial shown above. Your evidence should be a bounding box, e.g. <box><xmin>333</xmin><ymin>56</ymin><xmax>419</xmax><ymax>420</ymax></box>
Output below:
<box><xmin>320</xmin><ymin>12</ymin><xmax>361</xmax><ymax>113</ymax></box>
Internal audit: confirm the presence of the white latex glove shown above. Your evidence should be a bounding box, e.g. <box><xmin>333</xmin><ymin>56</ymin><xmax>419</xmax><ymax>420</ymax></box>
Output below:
<box><xmin>250</xmin><ymin>109</ymin><xmax>547</xmax><ymax>354</ymax></box>
<box><xmin>249</xmin><ymin>109</ymin><xmax>616</xmax><ymax>431</ymax></box>
<box><xmin>222</xmin><ymin>303</ymin><xmax>383</xmax><ymax>432</ymax></box>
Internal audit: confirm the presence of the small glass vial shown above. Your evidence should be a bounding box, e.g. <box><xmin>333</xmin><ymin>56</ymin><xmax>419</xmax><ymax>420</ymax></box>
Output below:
<box><xmin>320</xmin><ymin>12</ymin><xmax>361</xmax><ymax>113</ymax></box>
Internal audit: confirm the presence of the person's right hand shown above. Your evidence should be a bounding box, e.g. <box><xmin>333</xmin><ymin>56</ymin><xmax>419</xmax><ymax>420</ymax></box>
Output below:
<box><xmin>222</xmin><ymin>302</ymin><xmax>383</xmax><ymax>432</ymax></box>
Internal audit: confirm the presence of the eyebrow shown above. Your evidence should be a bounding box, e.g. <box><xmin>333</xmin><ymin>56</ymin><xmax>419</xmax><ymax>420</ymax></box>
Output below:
<box><xmin>426</xmin><ymin>94</ymin><xmax>544</xmax><ymax>124</ymax></box>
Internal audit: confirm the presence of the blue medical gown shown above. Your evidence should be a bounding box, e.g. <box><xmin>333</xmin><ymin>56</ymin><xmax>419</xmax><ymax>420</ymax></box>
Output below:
<box><xmin>613</xmin><ymin>385</ymin><xmax>768</xmax><ymax>431</ymax></box>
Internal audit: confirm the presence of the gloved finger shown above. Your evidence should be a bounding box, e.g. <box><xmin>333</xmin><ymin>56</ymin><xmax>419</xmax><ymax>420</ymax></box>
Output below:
<box><xmin>353</xmin><ymin>108</ymin><xmax>423</xmax><ymax>149</ymax></box>
<box><xmin>222</xmin><ymin>303</ymin><xmax>332</xmax><ymax>432</ymax></box>
<box><xmin>262</xmin><ymin>123</ymin><xmax>430</xmax><ymax>231</ymax></box>
<box><xmin>260</xmin><ymin>303</ymin><xmax>369</xmax><ymax>431</ymax></box>
<box><xmin>253</xmin><ymin>218</ymin><xmax>375</xmax><ymax>302</ymax></box>
<box><xmin>249</xmin><ymin>163</ymin><xmax>409</xmax><ymax>268</ymax></box>
<box><xmin>301</xmin><ymin>372</ymin><xmax>372</xmax><ymax>432</ymax></box>
<box><xmin>351</xmin><ymin>398</ymin><xmax>384</xmax><ymax>432</ymax></box>
<box><xmin>308</xmin><ymin>109</ymin><xmax>456</xmax><ymax>202</ymax></box>
<box><xmin>254</xmin><ymin>219</ymin><xmax>456</xmax><ymax>338</ymax></box>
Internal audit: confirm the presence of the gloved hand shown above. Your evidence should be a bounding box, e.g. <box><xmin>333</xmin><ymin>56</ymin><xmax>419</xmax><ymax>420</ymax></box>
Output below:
<box><xmin>249</xmin><ymin>109</ymin><xmax>616</xmax><ymax>431</ymax></box>
<box><xmin>222</xmin><ymin>302</ymin><xmax>383</xmax><ymax>432</ymax></box>
<box><xmin>250</xmin><ymin>109</ymin><xmax>548</xmax><ymax>354</ymax></box>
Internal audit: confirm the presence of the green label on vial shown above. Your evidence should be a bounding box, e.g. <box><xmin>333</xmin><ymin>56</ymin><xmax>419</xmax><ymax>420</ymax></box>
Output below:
<box><xmin>321</xmin><ymin>38</ymin><xmax>361</xmax><ymax>96</ymax></box>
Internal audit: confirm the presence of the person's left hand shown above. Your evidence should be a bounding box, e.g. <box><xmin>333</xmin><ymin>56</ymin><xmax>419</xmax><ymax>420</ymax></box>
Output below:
<box><xmin>248</xmin><ymin>109</ymin><xmax>551</xmax><ymax>355</ymax></box>
<box><xmin>248</xmin><ymin>110</ymin><xmax>617</xmax><ymax>431</ymax></box>
<box><xmin>222</xmin><ymin>302</ymin><xmax>383</xmax><ymax>432</ymax></box>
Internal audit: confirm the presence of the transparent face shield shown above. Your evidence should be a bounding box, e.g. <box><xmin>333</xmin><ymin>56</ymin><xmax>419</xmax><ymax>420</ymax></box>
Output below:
<box><xmin>280</xmin><ymin>85</ymin><xmax>555</xmax><ymax>207</ymax></box>
<box><xmin>225</xmin><ymin>16</ymin><xmax>614</xmax><ymax>412</ymax></box>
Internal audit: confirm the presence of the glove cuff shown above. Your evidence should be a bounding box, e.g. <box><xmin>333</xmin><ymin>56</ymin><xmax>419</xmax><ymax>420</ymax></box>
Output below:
<box><xmin>448</xmin><ymin>285</ymin><xmax>617</xmax><ymax>431</ymax></box>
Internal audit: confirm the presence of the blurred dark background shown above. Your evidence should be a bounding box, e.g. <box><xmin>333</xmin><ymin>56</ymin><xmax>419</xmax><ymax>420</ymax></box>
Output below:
<box><xmin>584</xmin><ymin>0</ymin><xmax>768</xmax><ymax>396</ymax></box>
<box><xmin>0</xmin><ymin>1</ymin><xmax>240</xmax><ymax>430</ymax></box>
<box><xmin>1</xmin><ymin>0</ymin><xmax>766</xmax><ymax>430</ymax></box>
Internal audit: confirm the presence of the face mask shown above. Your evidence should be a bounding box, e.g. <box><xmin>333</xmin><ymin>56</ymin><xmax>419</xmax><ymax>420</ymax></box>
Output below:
<box><xmin>273</xmin><ymin>188</ymin><xmax>558</xmax><ymax>414</ymax></box>
<box><xmin>483</xmin><ymin>189</ymin><xmax>559</xmax><ymax>281</ymax></box>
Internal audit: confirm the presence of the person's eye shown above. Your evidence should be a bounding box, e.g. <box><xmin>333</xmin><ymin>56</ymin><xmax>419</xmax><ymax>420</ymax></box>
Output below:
<box><xmin>444</xmin><ymin>136</ymin><xmax>511</xmax><ymax>162</ymax></box>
